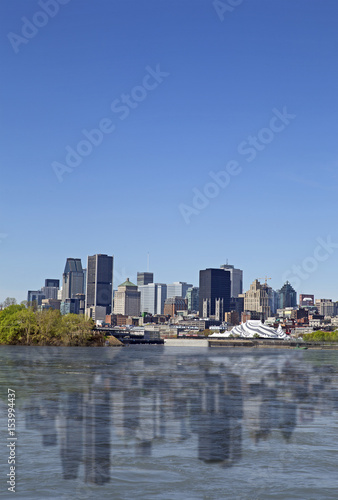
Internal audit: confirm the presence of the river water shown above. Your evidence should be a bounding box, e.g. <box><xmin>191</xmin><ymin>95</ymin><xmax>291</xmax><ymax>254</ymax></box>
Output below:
<box><xmin>0</xmin><ymin>345</ymin><xmax>337</xmax><ymax>500</ymax></box>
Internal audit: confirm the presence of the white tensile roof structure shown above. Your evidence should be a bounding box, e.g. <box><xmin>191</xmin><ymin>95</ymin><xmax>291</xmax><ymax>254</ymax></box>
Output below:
<box><xmin>209</xmin><ymin>320</ymin><xmax>287</xmax><ymax>339</ymax></box>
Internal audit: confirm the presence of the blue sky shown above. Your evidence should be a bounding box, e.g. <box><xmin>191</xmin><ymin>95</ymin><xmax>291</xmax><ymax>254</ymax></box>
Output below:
<box><xmin>1</xmin><ymin>0</ymin><xmax>338</xmax><ymax>302</ymax></box>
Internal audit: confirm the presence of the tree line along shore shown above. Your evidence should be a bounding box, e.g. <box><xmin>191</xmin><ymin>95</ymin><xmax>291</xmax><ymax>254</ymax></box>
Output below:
<box><xmin>0</xmin><ymin>304</ymin><xmax>103</xmax><ymax>346</ymax></box>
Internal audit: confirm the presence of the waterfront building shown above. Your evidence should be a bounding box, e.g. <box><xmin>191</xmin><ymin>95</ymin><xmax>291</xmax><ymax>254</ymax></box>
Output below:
<box><xmin>243</xmin><ymin>280</ymin><xmax>271</xmax><ymax>321</ymax></box>
<box><xmin>86</xmin><ymin>254</ymin><xmax>114</xmax><ymax>315</ymax></box>
<box><xmin>220</xmin><ymin>264</ymin><xmax>243</xmax><ymax>298</ymax></box>
<box><xmin>199</xmin><ymin>268</ymin><xmax>231</xmax><ymax>318</ymax></box>
<box><xmin>137</xmin><ymin>272</ymin><xmax>154</xmax><ymax>286</ymax></box>
<box><xmin>277</xmin><ymin>281</ymin><xmax>297</xmax><ymax>309</ymax></box>
<box><xmin>62</xmin><ymin>258</ymin><xmax>84</xmax><ymax>301</ymax></box>
<box><xmin>167</xmin><ymin>282</ymin><xmax>192</xmax><ymax>300</ymax></box>
<box><xmin>113</xmin><ymin>279</ymin><xmax>141</xmax><ymax>316</ymax></box>
<box><xmin>186</xmin><ymin>287</ymin><xmax>199</xmax><ymax>313</ymax></box>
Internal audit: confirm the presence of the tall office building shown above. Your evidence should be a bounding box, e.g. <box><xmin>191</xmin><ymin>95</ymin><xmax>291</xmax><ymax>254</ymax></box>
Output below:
<box><xmin>41</xmin><ymin>279</ymin><xmax>60</xmax><ymax>300</ymax></box>
<box><xmin>220</xmin><ymin>264</ymin><xmax>243</xmax><ymax>298</ymax></box>
<box><xmin>137</xmin><ymin>272</ymin><xmax>154</xmax><ymax>286</ymax></box>
<box><xmin>167</xmin><ymin>282</ymin><xmax>193</xmax><ymax>300</ymax></box>
<box><xmin>199</xmin><ymin>268</ymin><xmax>231</xmax><ymax>319</ymax></box>
<box><xmin>156</xmin><ymin>284</ymin><xmax>167</xmax><ymax>315</ymax></box>
<box><xmin>86</xmin><ymin>254</ymin><xmax>114</xmax><ymax>315</ymax></box>
<box><xmin>113</xmin><ymin>279</ymin><xmax>141</xmax><ymax>316</ymax></box>
<box><xmin>62</xmin><ymin>259</ymin><xmax>84</xmax><ymax>301</ymax></box>
<box><xmin>27</xmin><ymin>290</ymin><xmax>45</xmax><ymax>306</ymax></box>
<box><xmin>186</xmin><ymin>287</ymin><xmax>199</xmax><ymax>313</ymax></box>
<box><xmin>139</xmin><ymin>283</ymin><xmax>167</xmax><ymax>315</ymax></box>
<box><xmin>277</xmin><ymin>281</ymin><xmax>297</xmax><ymax>309</ymax></box>
<box><xmin>261</xmin><ymin>284</ymin><xmax>279</xmax><ymax>315</ymax></box>
<box><xmin>244</xmin><ymin>280</ymin><xmax>271</xmax><ymax>320</ymax></box>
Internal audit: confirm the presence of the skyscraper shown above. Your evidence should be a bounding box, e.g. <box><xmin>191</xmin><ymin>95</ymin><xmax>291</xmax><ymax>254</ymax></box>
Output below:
<box><xmin>137</xmin><ymin>272</ymin><xmax>154</xmax><ymax>286</ymax></box>
<box><xmin>86</xmin><ymin>254</ymin><xmax>114</xmax><ymax>315</ymax></box>
<box><xmin>243</xmin><ymin>280</ymin><xmax>271</xmax><ymax>320</ymax></box>
<box><xmin>62</xmin><ymin>259</ymin><xmax>84</xmax><ymax>301</ymax></box>
<box><xmin>113</xmin><ymin>279</ymin><xmax>140</xmax><ymax>316</ymax></box>
<box><xmin>199</xmin><ymin>269</ymin><xmax>231</xmax><ymax>319</ymax></box>
<box><xmin>220</xmin><ymin>264</ymin><xmax>243</xmax><ymax>298</ymax></box>
<box><xmin>139</xmin><ymin>283</ymin><xmax>167</xmax><ymax>315</ymax></box>
<box><xmin>41</xmin><ymin>279</ymin><xmax>60</xmax><ymax>300</ymax></box>
<box><xmin>186</xmin><ymin>287</ymin><xmax>199</xmax><ymax>313</ymax></box>
<box><xmin>167</xmin><ymin>282</ymin><xmax>193</xmax><ymax>300</ymax></box>
<box><xmin>277</xmin><ymin>281</ymin><xmax>297</xmax><ymax>309</ymax></box>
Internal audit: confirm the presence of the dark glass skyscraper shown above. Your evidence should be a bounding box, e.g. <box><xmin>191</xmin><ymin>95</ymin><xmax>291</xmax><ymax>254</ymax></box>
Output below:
<box><xmin>277</xmin><ymin>281</ymin><xmax>297</xmax><ymax>309</ymax></box>
<box><xmin>62</xmin><ymin>259</ymin><xmax>84</xmax><ymax>301</ymax></box>
<box><xmin>137</xmin><ymin>272</ymin><xmax>154</xmax><ymax>286</ymax></box>
<box><xmin>86</xmin><ymin>254</ymin><xmax>114</xmax><ymax>314</ymax></box>
<box><xmin>199</xmin><ymin>268</ymin><xmax>231</xmax><ymax>318</ymax></box>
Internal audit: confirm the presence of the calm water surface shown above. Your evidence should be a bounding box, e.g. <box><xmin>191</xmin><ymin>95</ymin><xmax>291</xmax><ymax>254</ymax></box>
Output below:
<box><xmin>0</xmin><ymin>345</ymin><xmax>337</xmax><ymax>500</ymax></box>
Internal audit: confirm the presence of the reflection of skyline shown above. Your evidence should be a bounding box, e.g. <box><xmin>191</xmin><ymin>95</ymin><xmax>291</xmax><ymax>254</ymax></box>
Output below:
<box><xmin>22</xmin><ymin>350</ymin><xmax>338</xmax><ymax>485</ymax></box>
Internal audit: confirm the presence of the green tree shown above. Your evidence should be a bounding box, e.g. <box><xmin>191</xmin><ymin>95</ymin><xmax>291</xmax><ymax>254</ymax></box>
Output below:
<box><xmin>0</xmin><ymin>304</ymin><xmax>25</xmax><ymax>343</ymax></box>
<box><xmin>35</xmin><ymin>309</ymin><xmax>62</xmax><ymax>344</ymax></box>
<box><xmin>16</xmin><ymin>307</ymin><xmax>38</xmax><ymax>344</ymax></box>
<box><xmin>3</xmin><ymin>297</ymin><xmax>17</xmax><ymax>308</ymax></box>
<box><xmin>60</xmin><ymin>314</ymin><xmax>94</xmax><ymax>345</ymax></box>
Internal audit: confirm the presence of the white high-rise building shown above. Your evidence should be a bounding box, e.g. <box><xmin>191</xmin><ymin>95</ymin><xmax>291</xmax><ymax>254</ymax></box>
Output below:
<box><xmin>167</xmin><ymin>282</ymin><xmax>193</xmax><ymax>300</ymax></box>
<box><xmin>220</xmin><ymin>264</ymin><xmax>243</xmax><ymax>298</ymax></box>
<box><xmin>139</xmin><ymin>283</ymin><xmax>167</xmax><ymax>315</ymax></box>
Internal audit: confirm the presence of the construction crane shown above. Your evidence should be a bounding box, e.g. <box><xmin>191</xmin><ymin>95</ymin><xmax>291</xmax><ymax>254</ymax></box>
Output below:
<box><xmin>258</xmin><ymin>276</ymin><xmax>272</xmax><ymax>286</ymax></box>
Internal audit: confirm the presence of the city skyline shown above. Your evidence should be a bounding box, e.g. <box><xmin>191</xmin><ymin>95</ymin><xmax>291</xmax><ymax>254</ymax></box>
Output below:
<box><xmin>2</xmin><ymin>251</ymin><xmax>338</xmax><ymax>305</ymax></box>
<box><xmin>2</xmin><ymin>1</ymin><xmax>338</xmax><ymax>302</ymax></box>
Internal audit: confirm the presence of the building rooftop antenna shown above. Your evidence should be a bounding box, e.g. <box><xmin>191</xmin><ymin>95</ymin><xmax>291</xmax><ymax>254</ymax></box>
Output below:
<box><xmin>147</xmin><ymin>252</ymin><xmax>150</xmax><ymax>272</ymax></box>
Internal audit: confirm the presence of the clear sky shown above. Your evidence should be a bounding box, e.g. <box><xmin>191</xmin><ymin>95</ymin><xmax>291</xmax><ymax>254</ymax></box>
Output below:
<box><xmin>1</xmin><ymin>0</ymin><xmax>338</xmax><ymax>303</ymax></box>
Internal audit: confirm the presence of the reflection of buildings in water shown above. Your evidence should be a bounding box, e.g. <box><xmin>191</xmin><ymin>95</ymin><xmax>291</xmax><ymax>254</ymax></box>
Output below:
<box><xmin>197</xmin><ymin>372</ymin><xmax>243</xmax><ymax>465</ymax></box>
<box><xmin>25</xmin><ymin>397</ymin><xmax>59</xmax><ymax>447</ymax></box>
<box><xmin>59</xmin><ymin>393</ymin><xmax>83</xmax><ymax>480</ymax></box>
<box><xmin>278</xmin><ymin>401</ymin><xmax>297</xmax><ymax>442</ymax></box>
<box><xmin>19</xmin><ymin>351</ymin><xmax>338</xmax><ymax>485</ymax></box>
<box><xmin>84</xmin><ymin>377</ymin><xmax>111</xmax><ymax>485</ymax></box>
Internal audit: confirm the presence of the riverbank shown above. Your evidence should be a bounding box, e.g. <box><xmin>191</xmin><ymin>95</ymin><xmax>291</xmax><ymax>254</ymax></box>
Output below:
<box><xmin>208</xmin><ymin>338</ymin><xmax>338</xmax><ymax>349</ymax></box>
